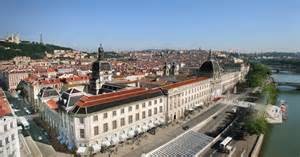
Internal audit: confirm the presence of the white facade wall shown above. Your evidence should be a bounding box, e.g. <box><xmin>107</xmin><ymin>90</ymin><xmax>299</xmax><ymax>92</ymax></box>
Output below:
<box><xmin>166</xmin><ymin>78</ymin><xmax>212</xmax><ymax>122</ymax></box>
<box><xmin>221</xmin><ymin>72</ymin><xmax>240</xmax><ymax>92</ymax></box>
<box><xmin>72</xmin><ymin>95</ymin><xmax>166</xmax><ymax>147</ymax></box>
<box><xmin>46</xmin><ymin>70</ymin><xmax>247</xmax><ymax>150</ymax></box>
<box><xmin>0</xmin><ymin>116</ymin><xmax>20</xmax><ymax>157</ymax></box>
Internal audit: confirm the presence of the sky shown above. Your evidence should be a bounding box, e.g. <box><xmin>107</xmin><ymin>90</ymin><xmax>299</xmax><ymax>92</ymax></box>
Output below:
<box><xmin>0</xmin><ymin>0</ymin><xmax>300</xmax><ymax>52</ymax></box>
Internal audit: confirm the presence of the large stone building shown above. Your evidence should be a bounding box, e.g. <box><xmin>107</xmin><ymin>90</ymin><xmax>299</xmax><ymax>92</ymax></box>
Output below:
<box><xmin>35</xmin><ymin>48</ymin><xmax>249</xmax><ymax>155</ymax></box>
<box><xmin>1</xmin><ymin>69</ymin><xmax>31</xmax><ymax>92</ymax></box>
<box><xmin>0</xmin><ymin>88</ymin><xmax>21</xmax><ymax>157</ymax></box>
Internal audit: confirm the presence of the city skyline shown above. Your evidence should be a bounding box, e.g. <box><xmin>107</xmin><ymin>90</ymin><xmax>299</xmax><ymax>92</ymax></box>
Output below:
<box><xmin>1</xmin><ymin>0</ymin><xmax>300</xmax><ymax>52</ymax></box>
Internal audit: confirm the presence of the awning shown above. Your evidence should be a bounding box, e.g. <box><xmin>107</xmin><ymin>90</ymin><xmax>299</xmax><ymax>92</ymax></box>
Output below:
<box><xmin>101</xmin><ymin>138</ymin><xmax>111</xmax><ymax>147</ymax></box>
<box><xmin>60</xmin><ymin>136</ymin><xmax>66</xmax><ymax>144</ymax></box>
<box><xmin>188</xmin><ymin>108</ymin><xmax>194</xmax><ymax>111</ymax></box>
<box><xmin>148</xmin><ymin>122</ymin><xmax>155</xmax><ymax>129</ymax></box>
<box><xmin>67</xmin><ymin>142</ymin><xmax>75</xmax><ymax>150</ymax></box>
<box><xmin>195</xmin><ymin>102</ymin><xmax>204</xmax><ymax>107</ymax></box>
<box><xmin>119</xmin><ymin>132</ymin><xmax>128</xmax><ymax>141</ymax></box>
<box><xmin>76</xmin><ymin>147</ymin><xmax>87</xmax><ymax>155</ymax></box>
<box><xmin>57</xmin><ymin>135</ymin><xmax>62</xmax><ymax>141</ymax></box>
<box><xmin>127</xmin><ymin>129</ymin><xmax>135</xmax><ymax>138</ymax></box>
<box><xmin>92</xmin><ymin>144</ymin><xmax>101</xmax><ymax>153</ymax></box>
<box><xmin>135</xmin><ymin>126</ymin><xmax>143</xmax><ymax>134</ymax></box>
<box><xmin>110</xmin><ymin>136</ymin><xmax>119</xmax><ymax>145</ymax></box>
<box><xmin>159</xmin><ymin>118</ymin><xmax>165</xmax><ymax>124</ymax></box>
<box><xmin>142</xmin><ymin>124</ymin><xmax>149</xmax><ymax>132</ymax></box>
<box><xmin>154</xmin><ymin>119</ymin><xmax>160</xmax><ymax>126</ymax></box>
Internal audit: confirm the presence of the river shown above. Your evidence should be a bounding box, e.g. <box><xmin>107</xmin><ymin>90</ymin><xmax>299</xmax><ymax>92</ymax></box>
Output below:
<box><xmin>260</xmin><ymin>73</ymin><xmax>300</xmax><ymax>157</ymax></box>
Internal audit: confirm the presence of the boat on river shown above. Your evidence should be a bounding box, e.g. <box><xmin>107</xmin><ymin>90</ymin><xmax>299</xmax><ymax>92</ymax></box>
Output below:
<box><xmin>280</xmin><ymin>100</ymin><xmax>288</xmax><ymax>120</ymax></box>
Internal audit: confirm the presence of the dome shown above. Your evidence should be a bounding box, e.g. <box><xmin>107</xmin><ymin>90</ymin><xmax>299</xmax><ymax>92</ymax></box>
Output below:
<box><xmin>198</xmin><ymin>60</ymin><xmax>221</xmax><ymax>78</ymax></box>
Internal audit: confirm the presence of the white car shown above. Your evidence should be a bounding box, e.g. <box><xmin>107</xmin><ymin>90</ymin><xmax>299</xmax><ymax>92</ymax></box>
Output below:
<box><xmin>24</xmin><ymin>108</ymin><xmax>31</xmax><ymax>114</ymax></box>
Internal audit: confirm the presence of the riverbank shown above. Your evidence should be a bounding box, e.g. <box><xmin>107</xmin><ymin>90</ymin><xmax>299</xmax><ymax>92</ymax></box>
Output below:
<box><xmin>260</xmin><ymin>84</ymin><xmax>300</xmax><ymax>157</ymax></box>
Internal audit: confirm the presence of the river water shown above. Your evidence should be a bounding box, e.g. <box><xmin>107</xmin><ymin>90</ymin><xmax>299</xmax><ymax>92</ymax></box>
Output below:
<box><xmin>260</xmin><ymin>73</ymin><xmax>300</xmax><ymax>157</ymax></box>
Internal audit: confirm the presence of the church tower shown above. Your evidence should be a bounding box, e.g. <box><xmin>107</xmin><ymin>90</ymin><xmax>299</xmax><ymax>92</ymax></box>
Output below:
<box><xmin>89</xmin><ymin>44</ymin><xmax>112</xmax><ymax>95</ymax></box>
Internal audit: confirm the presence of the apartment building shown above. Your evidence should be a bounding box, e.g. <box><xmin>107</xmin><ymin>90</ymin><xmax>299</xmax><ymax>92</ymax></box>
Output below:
<box><xmin>0</xmin><ymin>88</ymin><xmax>20</xmax><ymax>157</ymax></box>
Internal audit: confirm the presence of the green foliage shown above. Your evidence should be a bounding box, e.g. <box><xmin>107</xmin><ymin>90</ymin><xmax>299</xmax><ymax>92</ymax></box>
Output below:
<box><xmin>246</xmin><ymin>116</ymin><xmax>268</xmax><ymax>135</ymax></box>
<box><xmin>263</xmin><ymin>83</ymin><xmax>278</xmax><ymax>105</ymax></box>
<box><xmin>246</xmin><ymin>63</ymin><xmax>271</xmax><ymax>87</ymax></box>
<box><xmin>0</xmin><ymin>41</ymin><xmax>72</xmax><ymax>60</ymax></box>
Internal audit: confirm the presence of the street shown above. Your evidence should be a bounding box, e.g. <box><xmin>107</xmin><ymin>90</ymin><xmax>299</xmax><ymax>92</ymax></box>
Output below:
<box><xmin>5</xmin><ymin>91</ymin><xmax>51</xmax><ymax>144</ymax></box>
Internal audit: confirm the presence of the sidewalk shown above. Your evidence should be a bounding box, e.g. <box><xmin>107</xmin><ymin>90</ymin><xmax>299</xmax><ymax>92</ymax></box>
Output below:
<box><xmin>94</xmin><ymin>102</ymin><xmax>225</xmax><ymax>157</ymax></box>
<box><xmin>20</xmin><ymin>134</ymin><xmax>43</xmax><ymax>157</ymax></box>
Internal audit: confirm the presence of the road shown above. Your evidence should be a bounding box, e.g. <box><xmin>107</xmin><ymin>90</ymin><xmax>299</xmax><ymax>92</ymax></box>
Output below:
<box><xmin>5</xmin><ymin>91</ymin><xmax>50</xmax><ymax>144</ymax></box>
<box><xmin>200</xmin><ymin>90</ymin><xmax>254</xmax><ymax>157</ymax></box>
<box><xmin>198</xmin><ymin>106</ymin><xmax>233</xmax><ymax>134</ymax></box>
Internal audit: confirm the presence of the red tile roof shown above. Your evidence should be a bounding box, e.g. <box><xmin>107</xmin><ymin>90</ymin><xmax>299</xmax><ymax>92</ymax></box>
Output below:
<box><xmin>39</xmin><ymin>79</ymin><xmax>61</xmax><ymax>85</ymax></box>
<box><xmin>76</xmin><ymin>88</ymin><xmax>159</xmax><ymax>107</ymax></box>
<box><xmin>0</xmin><ymin>89</ymin><xmax>12</xmax><ymax>117</ymax></box>
<box><xmin>75</xmin><ymin>77</ymin><xmax>208</xmax><ymax>108</ymax></box>
<box><xmin>47</xmin><ymin>68</ymin><xmax>56</xmax><ymax>73</ymax></box>
<box><xmin>161</xmin><ymin>77</ymin><xmax>208</xmax><ymax>90</ymax></box>
<box><xmin>65</xmin><ymin>76</ymin><xmax>89</xmax><ymax>83</ymax></box>
<box><xmin>46</xmin><ymin>99</ymin><xmax>58</xmax><ymax>110</ymax></box>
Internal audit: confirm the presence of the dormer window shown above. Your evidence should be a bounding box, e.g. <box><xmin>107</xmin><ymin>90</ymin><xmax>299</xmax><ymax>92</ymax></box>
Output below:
<box><xmin>63</xmin><ymin>99</ymin><xmax>67</xmax><ymax>105</ymax></box>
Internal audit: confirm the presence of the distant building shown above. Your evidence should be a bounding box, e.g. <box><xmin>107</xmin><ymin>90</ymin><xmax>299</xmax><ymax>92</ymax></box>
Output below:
<box><xmin>163</xmin><ymin>62</ymin><xmax>179</xmax><ymax>76</ymax></box>
<box><xmin>5</xmin><ymin>33</ymin><xmax>21</xmax><ymax>44</ymax></box>
<box><xmin>13</xmin><ymin>56</ymin><xmax>31</xmax><ymax>66</ymax></box>
<box><xmin>1</xmin><ymin>69</ymin><xmax>31</xmax><ymax>91</ymax></box>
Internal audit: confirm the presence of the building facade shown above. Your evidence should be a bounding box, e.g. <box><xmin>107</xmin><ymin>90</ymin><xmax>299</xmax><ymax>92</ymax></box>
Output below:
<box><xmin>35</xmin><ymin>50</ymin><xmax>249</xmax><ymax>154</ymax></box>
<box><xmin>0</xmin><ymin>88</ymin><xmax>21</xmax><ymax>157</ymax></box>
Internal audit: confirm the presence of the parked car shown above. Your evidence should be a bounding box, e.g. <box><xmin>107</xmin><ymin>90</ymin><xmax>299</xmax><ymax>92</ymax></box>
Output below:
<box><xmin>24</xmin><ymin>108</ymin><xmax>32</xmax><ymax>114</ymax></box>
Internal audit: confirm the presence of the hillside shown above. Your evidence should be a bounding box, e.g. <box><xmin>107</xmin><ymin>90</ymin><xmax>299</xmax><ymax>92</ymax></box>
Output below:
<box><xmin>0</xmin><ymin>41</ymin><xmax>72</xmax><ymax>60</ymax></box>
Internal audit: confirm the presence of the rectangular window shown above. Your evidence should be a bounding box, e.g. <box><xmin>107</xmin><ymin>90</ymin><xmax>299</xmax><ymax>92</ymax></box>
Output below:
<box><xmin>128</xmin><ymin>115</ymin><xmax>133</xmax><ymax>124</ymax></box>
<box><xmin>112</xmin><ymin>111</ymin><xmax>117</xmax><ymax>116</ymax></box>
<box><xmin>148</xmin><ymin>109</ymin><xmax>152</xmax><ymax>117</ymax></box>
<box><xmin>4</xmin><ymin>125</ymin><xmax>7</xmax><ymax>131</ymax></box>
<box><xmin>10</xmin><ymin>122</ymin><xmax>13</xmax><ymax>128</ymax></box>
<box><xmin>93</xmin><ymin>115</ymin><xmax>98</xmax><ymax>121</ymax></box>
<box><xmin>103</xmin><ymin>123</ymin><xmax>108</xmax><ymax>132</ymax></box>
<box><xmin>112</xmin><ymin>120</ymin><xmax>117</xmax><ymax>129</ymax></box>
<box><xmin>11</xmin><ymin>134</ymin><xmax>15</xmax><ymax>141</ymax></box>
<box><xmin>5</xmin><ymin>137</ymin><xmax>9</xmax><ymax>144</ymax></box>
<box><xmin>80</xmin><ymin>129</ymin><xmax>85</xmax><ymax>138</ymax></box>
<box><xmin>79</xmin><ymin>117</ymin><xmax>84</xmax><ymax>124</ymax></box>
<box><xmin>120</xmin><ymin>118</ymin><xmax>125</xmax><ymax>126</ymax></box>
<box><xmin>142</xmin><ymin>103</ymin><xmax>146</xmax><ymax>108</ymax></box>
<box><xmin>135</xmin><ymin>113</ymin><xmax>140</xmax><ymax>121</ymax></box>
<box><xmin>121</xmin><ymin>108</ymin><xmax>125</xmax><ymax>114</ymax></box>
<box><xmin>0</xmin><ymin>140</ymin><xmax>2</xmax><ymax>147</ymax></box>
<box><xmin>148</xmin><ymin>101</ymin><xmax>152</xmax><ymax>106</ymax></box>
<box><xmin>94</xmin><ymin>126</ymin><xmax>99</xmax><ymax>135</ymax></box>
<box><xmin>135</xmin><ymin>104</ymin><xmax>139</xmax><ymax>110</ymax></box>
<box><xmin>154</xmin><ymin>107</ymin><xmax>158</xmax><ymax>115</ymax></box>
<box><xmin>128</xmin><ymin>106</ymin><xmax>132</xmax><ymax>112</ymax></box>
<box><xmin>160</xmin><ymin>98</ymin><xmax>163</xmax><ymax>103</ymax></box>
<box><xmin>159</xmin><ymin>106</ymin><xmax>163</xmax><ymax>113</ymax></box>
<box><xmin>103</xmin><ymin>113</ymin><xmax>108</xmax><ymax>119</ymax></box>
<box><xmin>154</xmin><ymin>99</ymin><xmax>157</xmax><ymax>104</ymax></box>
<box><xmin>142</xmin><ymin>111</ymin><xmax>146</xmax><ymax>119</ymax></box>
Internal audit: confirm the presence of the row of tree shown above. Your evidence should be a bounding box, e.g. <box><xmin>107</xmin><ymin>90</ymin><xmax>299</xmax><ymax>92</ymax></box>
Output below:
<box><xmin>245</xmin><ymin>63</ymin><xmax>277</xmax><ymax>135</ymax></box>
<box><xmin>0</xmin><ymin>41</ymin><xmax>72</xmax><ymax>60</ymax></box>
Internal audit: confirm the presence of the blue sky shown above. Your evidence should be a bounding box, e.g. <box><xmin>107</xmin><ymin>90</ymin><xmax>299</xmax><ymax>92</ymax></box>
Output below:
<box><xmin>1</xmin><ymin>0</ymin><xmax>300</xmax><ymax>52</ymax></box>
